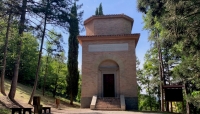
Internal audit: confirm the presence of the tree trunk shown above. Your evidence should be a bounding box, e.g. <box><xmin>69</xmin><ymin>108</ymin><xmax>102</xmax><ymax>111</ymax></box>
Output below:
<box><xmin>42</xmin><ymin>54</ymin><xmax>49</xmax><ymax>96</ymax></box>
<box><xmin>158</xmin><ymin>85</ymin><xmax>161</xmax><ymax>111</ymax></box>
<box><xmin>184</xmin><ymin>82</ymin><xmax>190</xmax><ymax>114</ymax></box>
<box><xmin>1</xmin><ymin>13</ymin><xmax>11</xmax><ymax>96</ymax></box>
<box><xmin>28</xmin><ymin>0</ymin><xmax>48</xmax><ymax>104</ymax></box>
<box><xmin>147</xmin><ymin>77</ymin><xmax>152</xmax><ymax>111</ymax></box>
<box><xmin>53</xmin><ymin>77</ymin><xmax>58</xmax><ymax>98</ymax></box>
<box><xmin>157</xmin><ymin>31</ymin><xmax>165</xmax><ymax>111</ymax></box>
<box><xmin>8</xmin><ymin>0</ymin><xmax>27</xmax><ymax>100</ymax></box>
<box><xmin>70</xmin><ymin>92</ymin><xmax>73</xmax><ymax>105</ymax></box>
<box><xmin>53</xmin><ymin>62</ymin><xmax>61</xmax><ymax>97</ymax></box>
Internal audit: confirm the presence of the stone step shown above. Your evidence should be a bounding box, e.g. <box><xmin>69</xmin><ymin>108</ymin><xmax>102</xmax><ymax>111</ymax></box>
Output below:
<box><xmin>95</xmin><ymin>107</ymin><xmax>121</xmax><ymax>111</ymax></box>
<box><xmin>95</xmin><ymin>97</ymin><xmax>121</xmax><ymax>110</ymax></box>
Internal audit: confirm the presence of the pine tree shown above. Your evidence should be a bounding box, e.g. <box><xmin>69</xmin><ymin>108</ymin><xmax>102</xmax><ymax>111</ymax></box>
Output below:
<box><xmin>9</xmin><ymin>0</ymin><xmax>28</xmax><ymax>100</ymax></box>
<box><xmin>66</xmin><ymin>2</ymin><xmax>79</xmax><ymax>105</ymax></box>
<box><xmin>28</xmin><ymin>0</ymin><xmax>73</xmax><ymax>104</ymax></box>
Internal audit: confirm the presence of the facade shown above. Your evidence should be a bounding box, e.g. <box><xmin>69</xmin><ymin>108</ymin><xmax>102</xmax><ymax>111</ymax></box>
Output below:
<box><xmin>78</xmin><ymin>14</ymin><xmax>140</xmax><ymax>110</ymax></box>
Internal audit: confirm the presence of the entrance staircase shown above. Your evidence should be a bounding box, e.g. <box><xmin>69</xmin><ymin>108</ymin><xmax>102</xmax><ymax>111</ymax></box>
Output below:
<box><xmin>95</xmin><ymin>97</ymin><xmax>121</xmax><ymax>110</ymax></box>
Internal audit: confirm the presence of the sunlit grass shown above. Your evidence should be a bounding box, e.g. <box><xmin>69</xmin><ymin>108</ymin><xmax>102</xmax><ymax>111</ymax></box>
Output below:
<box><xmin>0</xmin><ymin>108</ymin><xmax>10</xmax><ymax>114</ymax></box>
<box><xmin>3</xmin><ymin>78</ymin><xmax>80</xmax><ymax>109</ymax></box>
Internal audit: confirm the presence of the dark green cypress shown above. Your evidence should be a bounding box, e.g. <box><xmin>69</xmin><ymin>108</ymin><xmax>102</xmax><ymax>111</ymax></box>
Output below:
<box><xmin>95</xmin><ymin>3</ymin><xmax>103</xmax><ymax>15</ymax></box>
<box><xmin>66</xmin><ymin>2</ymin><xmax>79</xmax><ymax>105</ymax></box>
<box><xmin>95</xmin><ymin>7</ymin><xmax>99</xmax><ymax>15</ymax></box>
<box><xmin>98</xmin><ymin>3</ymin><xmax>103</xmax><ymax>15</ymax></box>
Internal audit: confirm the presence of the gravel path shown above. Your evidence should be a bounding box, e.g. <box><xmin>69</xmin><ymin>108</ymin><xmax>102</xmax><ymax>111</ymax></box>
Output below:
<box><xmin>51</xmin><ymin>108</ymin><xmax>166</xmax><ymax>114</ymax></box>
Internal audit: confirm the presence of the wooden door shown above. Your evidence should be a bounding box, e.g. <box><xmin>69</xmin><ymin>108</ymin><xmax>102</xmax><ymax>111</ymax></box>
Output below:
<box><xmin>103</xmin><ymin>74</ymin><xmax>115</xmax><ymax>97</ymax></box>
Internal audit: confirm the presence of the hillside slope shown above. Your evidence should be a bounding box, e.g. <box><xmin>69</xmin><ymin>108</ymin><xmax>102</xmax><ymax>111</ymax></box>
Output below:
<box><xmin>0</xmin><ymin>79</ymin><xmax>80</xmax><ymax>112</ymax></box>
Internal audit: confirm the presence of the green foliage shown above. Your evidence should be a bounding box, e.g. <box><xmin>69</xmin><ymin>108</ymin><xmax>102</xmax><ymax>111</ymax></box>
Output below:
<box><xmin>95</xmin><ymin>8</ymin><xmax>99</xmax><ymax>15</ymax></box>
<box><xmin>0</xmin><ymin>108</ymin><xmax>10</xmax><ymax>114</ymax></box>
<box><xmin>76</xmin><ymin>75</ymin><xmax>81</xmax><ymax>102</ymax></box>
<box><xmin>30</xmin><ymin>0</ymin><xmax>73</xmax><ymax>27</ymax></box>
<box><xmin>0</xmin><ymin>10</ymin><xmax>69</xmax><ymax>100</ymax></box>
<box><xmin>137</xmin><ymin>0</ymin><xmax>200</xmax><ymax>113</ymax></box>
<box><xmin>98</xmin><ymin>3</ymin><xmax>103</xmax><ymax>15</ymax></box>
<box><xmin>0</xmin><ymin>19</ymin><xmax>38</xmax><ymax>85</ymax></box>
<box><xmin>95</xmin><ymin>3</ymin><xmax>103</xmax><ymax>15</ymax></box>
<box><xmin>139</xmin><ymin>94</ymin><xmax>159</xmax><ymax>111</ymax></box>
<box><xmin>0</xmin><ymin>0</ymin><xmax>83</xmax><ymax>104</ymax></box>
<box><xmin>66</xmin><ymin>2</ymin><xmax>80</xmax><ymax>104</ymax></box>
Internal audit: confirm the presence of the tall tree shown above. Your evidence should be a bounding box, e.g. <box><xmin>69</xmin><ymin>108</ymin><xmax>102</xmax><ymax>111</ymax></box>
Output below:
<box><xmin>98</xmin><ymin>3</ymin><xmax>103</xmax><ymax>15</ymax></box>
<box><xmin>0</xmin><ymin>12</ymin><xmax>12</xmax><ymax>95</ymax></box>
<box><xmin>42</xmin><ymin>30</ymin><xmax>63</xmax><ymax>96</ymax></box>
<box><xmin>42</xmin><ymin>42</ymin><xmax>52</xmax><ymax>96</ymax></box>
<box><xmin>95</xmin><ymin>8</ymin><xmax>99</xmax><ymax>15</ymax></box>
<box><xmin>66</xmin><ymin>2</ymin><xmax>79</xmax><ymax>105</ymax></box>
<box><xmin>28</xmin><ymin>0</ymin><xmax>51</xmax><ymax>104</ymax></box>
<box><xmin>28</xmin><ymin>0</ymin><xmax>73</xmax><ymax>104</ymax></box>
<box><xmin>0</xmin><ymin>0</ymin><xmax>20</xmax><ymax>96</ymax></box>
<box><xmin>137</xmin><ymin>0</ymin><xmax>200</xmax><ymax>113</ymax></box>
<box><xmin>137</xmin><ymin>0</ymin><xmax>166</xmax><ymax>111</ymax></box>
<box><xmin>95</xmin><ymin>3</ymin><xmax>103</xmax><ymax>15</ymax></box>
<box><xmin>8</xmin><ymin>0</ymin><xmax>27</xmax><ymax>100</ymax></box>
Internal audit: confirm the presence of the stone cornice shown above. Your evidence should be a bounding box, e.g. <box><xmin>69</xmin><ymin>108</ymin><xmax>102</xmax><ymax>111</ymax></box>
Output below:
<box><xmin>77</xmin><ymin>34</ymin><xmax>140</xmax><ymax>47</ymax></box>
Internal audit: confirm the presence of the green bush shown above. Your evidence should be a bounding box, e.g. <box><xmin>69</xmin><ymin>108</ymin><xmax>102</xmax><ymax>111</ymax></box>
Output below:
<box><xmin>0</xmin><ymin>109</ymin><xmax>10</xmax><ymax>114</ymax></box>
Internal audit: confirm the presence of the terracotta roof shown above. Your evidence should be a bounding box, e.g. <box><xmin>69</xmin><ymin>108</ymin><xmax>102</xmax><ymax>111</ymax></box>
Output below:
<box><xmin>77</xmin><ymin>33</ymin><xmax>140</xmax><ymax>47</ymax></box>
<box><xmin>84</xmin><ymin>14</ymin><xmax>134</xmax><ymax>27</ymax></box>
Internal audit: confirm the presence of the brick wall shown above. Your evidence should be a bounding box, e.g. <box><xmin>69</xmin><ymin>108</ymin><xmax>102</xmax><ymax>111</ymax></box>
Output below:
<box><xmin>81</xmin><ymin>39</ymin><xmax>137</xmax><ymax>98</ymax></box>
<box><xmin>85</xmin><ymin>18</ymin><xmax>132</xmax><ymax>35</ymax></box>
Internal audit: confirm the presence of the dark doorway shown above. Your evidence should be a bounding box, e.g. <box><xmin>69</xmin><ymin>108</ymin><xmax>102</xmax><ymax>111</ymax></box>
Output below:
<box><xmin>103</xmin><ymin>74</ymin><xmax>115</xmax><ymax>97</ymax></box>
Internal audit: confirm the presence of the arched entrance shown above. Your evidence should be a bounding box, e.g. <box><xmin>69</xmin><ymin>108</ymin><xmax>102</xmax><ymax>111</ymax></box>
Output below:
<box><xmin>98</xmin><ymin>60</ymin><xmax>119</xmax><ymax>97</ymax></box>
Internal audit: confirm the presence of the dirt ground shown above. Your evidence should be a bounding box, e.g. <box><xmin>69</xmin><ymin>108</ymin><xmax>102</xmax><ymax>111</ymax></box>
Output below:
<box><xmin>1</xmin><ymin>79</ymin><xmax>174</xmax><ymax>114</ymax></box>
<box><xmin>51</xmin><ymin>108</ymin><xmax>168</xmax><ymax>114</ymax></box>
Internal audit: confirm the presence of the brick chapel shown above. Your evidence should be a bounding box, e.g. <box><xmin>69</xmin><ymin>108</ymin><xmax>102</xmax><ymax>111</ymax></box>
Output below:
<box><xmin>78</xmin><ymin>14</ymin><xmax>140</xmax><ymax>110</ymax></box>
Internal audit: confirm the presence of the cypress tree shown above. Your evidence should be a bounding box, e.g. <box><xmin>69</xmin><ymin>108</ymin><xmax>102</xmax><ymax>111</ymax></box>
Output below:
<box><xmin>95</xmin><ymin>8</ymin><xmax>99</xmax><ymax>15</ymax></box>
<box><xmin>66</xmin><ymin>2</ymin><xmax>79</xmax><ymax>105</ymax></box>
<box><xmin>98</xmin><ymin>3</ymin><xmax>103</xmax><ymax>15</ymax></box>
<box><xmin>95</xmin><ymin>3</ymin><xmax>103</xmax><ymax>15</ymax></box>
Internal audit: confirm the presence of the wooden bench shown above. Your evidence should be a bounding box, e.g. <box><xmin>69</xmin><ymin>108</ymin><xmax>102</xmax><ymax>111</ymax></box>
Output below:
<box><xmin>11</xmin><ymin>108</ymin><xmax>32</xmax><ymax>114</ymax></box>
<box><xmin>11</xmin><ymin>108</ymin><xmax>22</xmax><ymax>114</ymax></box>
<box><xmin>22</xmin><ymin>108</ymin><xmax>32</xmax><ymax>114</ymax></box>
<box><xmin>42</xmin><ymin>107</ymin><xmax>51</xmax><ymax>114</ymax></box>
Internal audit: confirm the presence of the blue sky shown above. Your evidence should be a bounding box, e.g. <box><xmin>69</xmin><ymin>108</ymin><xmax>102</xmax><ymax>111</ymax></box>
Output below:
<box><xmin>67</xmin><ymin>0</ymin><xmax>150</xmax><ymax>70</ymax></box>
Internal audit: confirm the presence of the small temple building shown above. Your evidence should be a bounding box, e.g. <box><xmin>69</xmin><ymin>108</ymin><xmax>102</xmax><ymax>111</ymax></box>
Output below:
<box><xmin>78</xmin><ymin>14</ymin><xmax>140</xmax><ymax>110</ymax></box>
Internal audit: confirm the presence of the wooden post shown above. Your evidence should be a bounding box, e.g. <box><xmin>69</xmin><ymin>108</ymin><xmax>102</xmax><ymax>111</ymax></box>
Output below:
<box><xmin>55</xmin><ymin>98</ymin><xmax>60</xmax><ymax>108</ymax></box>
<box><xmin>34</xmin><ymin>105</ymin><xmax>42</xmax><ymax>114</ymax></box>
